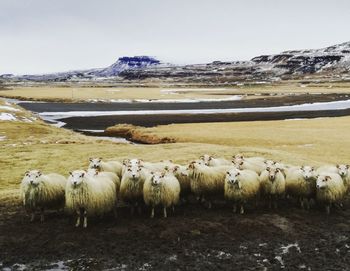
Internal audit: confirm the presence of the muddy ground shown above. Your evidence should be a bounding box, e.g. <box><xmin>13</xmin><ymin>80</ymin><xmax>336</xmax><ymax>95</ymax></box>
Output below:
<box><xmin>1</xmin><ymin>198</ymin><xmax>350</xmax><ymax>270</ymax></box>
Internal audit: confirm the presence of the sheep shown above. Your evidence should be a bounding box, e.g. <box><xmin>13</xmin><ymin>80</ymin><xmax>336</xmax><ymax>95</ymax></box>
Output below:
<box><xmin>65</xmin><ymin>170</ymin><xmax>117</xmax><ymax>228</ymax></box>
<box><xmin>143</xmin><ymin>171</ymin><xmax>180</xmax><ymax>218</ymax></box>
<box><xmin>317</xmin><ymin>164</ymin><xmax>350</xmax><ymax>191</ymax></box>
<box><xmin>224</xmin><ymin>168</ymin><xmax>260</xmax><ymax>214</ymax></box>
<box><xmin>232</xmin><ymin>154</ymin><xmax>266</xmax><ymax>165</ymax></box>
<box><xmin>199</xmin><ymin>154</ymin><xmax>232</xmax><ymax>166</ymax></box>
<box><xmin>166</xmin><ymin>164</ymin><xmax>191</xmax><ymax>200</ymax></box>
<box><xmin>87</xmin><ymin>168</ymin><xmax>121</xmax><ymax>197</ymax></box>
<box><xmin>187</xmin><ymin>162</ymin><xmax>233</xmax><ymax>208</ymax></box>
<box><xmin>88</xmin><ymin>158</ymin><xmax>123</xmax><ymax>178</ymax></box>
<box><xmin>233</xmin><ymin>159</ymin><xmax>266</xmax><ymax>175</ymax></box>
<box><xmin>259</xmin><ymin>167</ymin><xmax>286</xmax><ymax>209</ymax></box>
<box><xmin>316</xmin><ymin>173</ymin><xmax>346</xmax><ymax>214</ymax></box>
<box><xmin>141</xmin><ymin>160</ymin><xmax>175</xmax><ymax>172</ymax></box>
<box><xmin>20</xmin><ymin>170</ymin><xmax>66</xmax><ymax>222</ymax></box>
<box><xmin>285</xmin><ymin>166</ymin><xmax>317</xmax><ymax>209</ymax></box>
<box><xmin>120</xmin><ymin>164</ymin><xmax>150</xmax><ymax>214</ymax></box>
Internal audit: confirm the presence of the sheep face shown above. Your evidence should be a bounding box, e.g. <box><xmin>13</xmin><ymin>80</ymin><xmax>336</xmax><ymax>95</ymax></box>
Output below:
<box><xmin>173</xmin><ymin>166</ymin><xmax>189</xmax><ymax>177</ymax></box>
<box><xmin>23</xmin><ymin>170</ymin><xmax>42</xmax><ymax>187</ymax></box>
<box><xmin>316</xmin><ymin>175</ymin><xmax>331</xmax><ymax>190</ymax></box>
<box><xmin>125</xmin><ymin>166</ymin><xmax>142</xmax><ymax>180</ymax></box>
<box><xmin>336</xmin><ymin>164</ymin><xmax>349</xmax><ymax>177</ymax></box>
<box><xmin>200</xmin><ymin>154</ymin><xmax>212</xmax><ymax>166</ymax></box>
<box><xmin>266</xmin><ymin>167</ymin><xmax>280</xmax><ymax>182</ymax></box>
<box><xmin>88</xmin><ymin>158</ymin><xmax>102</xmax><ymax>170</ymax></box>
<box><xmin>233</xmin><ymin>160</ymin><xmax>244</xmax><ymax>170</ymax></box>
<box><xmin>264</xmin><ymin>160</ymin><xmax>276</xmax><ymax>168</ymax></box>
<box><xmin>232</xmin><ymin>154</ymin><xmax>244</xmax><ymax>163</ymax></box>
<box><xmin>86</xmin><ymin>168</ymin><xmax>98</xmax><ymax>177</ymax></box>
<box><xmin>150</xmin><ymin>172</ymin><xmax>165</xmax><ymax>186</ymax></box>
<box><xmin>226</xmin><ymin>169</ymin><xmax>241</xmax><ymax>188</ymax></box>
<box><xmin>301</xmin><ymin>166</ymin><xmax>316</xmax><ymax>181</ymax></box>
<box><xmin>68</xmin><ymin>170</ymin><xmax>86</xmax><ymax>187</ymax></box>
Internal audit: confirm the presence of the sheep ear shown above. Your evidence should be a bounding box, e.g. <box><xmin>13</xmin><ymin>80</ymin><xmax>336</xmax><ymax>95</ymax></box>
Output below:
<box><xmin>81</xmin><ymin>172</ymin><xmax>85</xmax><ymax>177</ymax></box>
<box><xmin>150</xmin><ymin>171</ymin><xmax>154</xmax><ymax>175</ymax></box>
<box><xmin>161</xmin><ymin>172</ymin><xmax>166</xmax><ymax>177</ymax></box>
<box><xmin>336</xmin><ymin>164</ymin><xmax>340</xmax><ymax>168</ymax></box>
<box><xmin>98</xmin><ymin>157</ymin><xmax>102</xmax><ymax>161</ymax></box>
<box><xmin>209</xmin><ymin>156</ymin><xmax>212</xmax><ymax>160</ymax></box>
<box><xmin>266</xmin><ymin>167</ymin><xmax>270</xmax><ymax>171</ymax></box>
<box><xmin>89</xmin><ymin>158</ymin><xmax>93</xmax><ymax>162</ymax></box>
<box><xmin>38</xmin><ymin>171</ymin><xmax>42</xmax><ymax>176</ymax></box>
<box><xmin>346</xmin><ymin>165</ymin><xmax>350</xmax><ymax>169</ymax></box>
<box><xmin>300</xmin><ymin>166</ymin><xmax>304</xmax><ymax>170</ymax></box>
<box><xmin>276</xmin><ymin>168</ymin><xmax>280</xmax><ymax>172</ymax></box>
<box><xmin>311</xmin><ymin>166</ymin><xmax>315</xmax><ymax>170</ymax></box>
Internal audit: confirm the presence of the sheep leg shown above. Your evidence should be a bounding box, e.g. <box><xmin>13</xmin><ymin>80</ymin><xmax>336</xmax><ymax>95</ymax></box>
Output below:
<box><xmin>300</xmin><ymin>198</ymin><xmax>304</xmax><ymax>209</ymax></box>
<box><xmin>40</xmin><ymin>208</ymin><xmax>45</xmax><ymax>223</ymax></box>
<box><xmin>151</xmin><ymin>207</ymin><xmax>155</xmax><ymax>218</ymax></box>
<box><xmin>75</xmin><ymin>210</ymin><xmax>81</xmax><ymax>227</ymax></box>
<box><xmin>305</xmin><ymin>199</ymin><xmax>310</xmax><ymax>210</ymax></box>
<box><xmin>30</xmin><ymin>212</ymin><xmax>35</xmax><ymax>222</ymax></box>
<box><xmin>208</xmin><ymin>201</ymin><xmax>212</xmax><ymax>209</ymax></box>
<box><xmin>172</xmin><ymin>205</ymin><xmax>175</xmax><ymax>213</ymax></box>
<box><xmin>130</xmin><ymin>205</ymin><xmax>135</xmax><ymax>216</ymax></box>
<box><xmin>325</xmin><ymin>205</ymin><xmax>330</xmax><ymax>215</ymax></box>
<box><xmin>233</xmin><ymin>203</ymin><xmax>237</xmax><ymax>213</ymax></box>
<box><xmin>83</xmin><ymin>210</ymin><xmax>88</xmax><ymax>228</ymax></box>
<box><xmin>163</xmin><ymin>207</ymin><xmax>167</xmax><ymax>218</ymax></box>
<box><xmin>240</xmin><ymin>204</ymin><xmax>244</xmax><ymax>215</ymax></box>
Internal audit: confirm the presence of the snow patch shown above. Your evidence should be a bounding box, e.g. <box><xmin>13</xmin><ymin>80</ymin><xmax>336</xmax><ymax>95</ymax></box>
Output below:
<box><xmin>0</xmin><ymin>105</ymin><xmax>20</xmax><ymax>112</ymax></box>
<box><xmin>0</xmin><ymin>113</ymin><xmax>17</xmax><ymax>121</ymax></box>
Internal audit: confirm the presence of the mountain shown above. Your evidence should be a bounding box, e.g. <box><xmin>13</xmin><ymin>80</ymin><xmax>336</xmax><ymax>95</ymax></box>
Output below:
<box><xmin>2</xmin><ymin>56</ymin><xmax>161</xmax><ymax>82</ymax></box>
<box><xmin>2</xmin><ymin>42</ymin><xmax>350</xmax><ymax>84</ymax></box>
<box><xmin>119</xmin><ymin>42</ymin><xmax>350</xmax><ymax>84</ymax></box>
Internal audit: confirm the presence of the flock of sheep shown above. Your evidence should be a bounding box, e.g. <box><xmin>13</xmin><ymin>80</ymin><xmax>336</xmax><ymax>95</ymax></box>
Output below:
<box><xmin>20</xmin><ymin>154</ymin><xmax>350</xmax><ymax>227</ymax></box>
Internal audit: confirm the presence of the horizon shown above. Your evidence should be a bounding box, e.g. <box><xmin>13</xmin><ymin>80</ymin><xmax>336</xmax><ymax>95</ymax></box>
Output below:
<box><xmin>1</xmin><ymin>0</ymin><xmax>350</xmax><ymax>75</ymax></box>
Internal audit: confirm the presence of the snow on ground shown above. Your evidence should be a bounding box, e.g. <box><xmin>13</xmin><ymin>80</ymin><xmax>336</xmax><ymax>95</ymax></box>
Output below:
<box><xmin>0</xmin><ymin>136</ymin><xmax>6</xmax><ymax>141</ymax></box>
<box><xmin>38</xmin><ymin>99</ymin><xmax>350</xmax><ymax>119</ymax></box>
<box><xmin>0</xmin><ymin>105</ymin><xmax>20</xmax><ymax>112</ymax></box>
<box><xmin>87</xmin><ymin>95</ymin><xmax>242</xmax><ymax>103</ymax></box>
<box><xmin>0</xmin><ymin>113</ymin><xmax>17</xmax><ymax>121</ymax></box>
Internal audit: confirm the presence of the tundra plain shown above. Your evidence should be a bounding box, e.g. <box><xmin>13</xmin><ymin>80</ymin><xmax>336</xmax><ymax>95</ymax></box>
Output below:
<box><xmin>1</xmin><ymin>85</ymin><xmax>350</xmax><ymax>270</ymax></box>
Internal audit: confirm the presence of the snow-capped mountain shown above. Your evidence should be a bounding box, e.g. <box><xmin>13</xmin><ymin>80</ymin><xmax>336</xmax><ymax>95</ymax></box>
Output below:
<box><xmin>2</xmin><ymin>42</ymin><xmax>350</xmax><ymax>84</ymax></box>
<box><xmin>251</xmin><ymin>41</ymin><xmax>350</xmax><ymax>74</ymax></box>
<box><xmin>2</xmin><ymin>56</ymin><xmax>161</xmax><ymax>82</ymax></box>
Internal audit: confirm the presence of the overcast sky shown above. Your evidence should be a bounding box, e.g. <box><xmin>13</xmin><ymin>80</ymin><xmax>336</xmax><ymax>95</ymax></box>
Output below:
<box><xmin>1</xmin><ymin>0</ymin><xmax>349</xmax><ymax>75</ymax></box>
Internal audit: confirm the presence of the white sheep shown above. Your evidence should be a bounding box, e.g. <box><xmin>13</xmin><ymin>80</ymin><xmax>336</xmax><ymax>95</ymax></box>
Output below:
<box><xmin>233</xmin><ymin>159</ymin><xmax>266</xmax><ymax>175</ymax></box>
<box><xmin>141</xmin><ymin>160</ymin><xmax>175</xmax><ymax>172</ymax></box>
<box><xmin>65</xmin><ymin>170</ymin><xmax>117</xmax><ymax>228</ymax></box>
<box><xmin>285</xmin><ymin>166</ymin><xmax>317</xmax><ymax>209</ymax></box>
<box><xmin>316</xmin><ymin>173</ymin><xmax>346</xmax><ymax>214</ymax></box>
<box><xmin>224</xmin><ymin>168</ymin><xmax>260</xmax><ymax>214</ymax></box>
<box><xmin>317</xmin><ymin>164</ymin><xmax>350</xmax><ymax>191</ymax></box>
<box><xmin>232</xmin><ymin>154</ymin><xmax>266</xmax><ymax>164</ymax></box>
<box><xmin>143</xmin><ymin>171</ymin><xmax>180</xmax><ymax>218</ymax></box>
<box><xmin>259</xmin><ymin>167</ymin><xmax>286</xmax><ymax>209</ymax></box>
<box><xmin>199</xmin><ymin>154</ymin><xmax>232</xmax><ymax>166</ymax></box>
<box><xmin>88</xmin><ymin>158</ymin><xmax>123</xmax><ymax>178</ymax></box>
<box><xmin>120</xmin><ymin>164</ymin><xmax>150</xmax><ymax>214</ymax></box>
<box><xmin>87</xmin><ymin>168</ymin><xmax>121</xmax><ymax>197</ymax></box>
<box><xmin>166</xmin><ymin>164</ymin><xmax>191</xmax><ymax>199</ymax></box>
<box><xmin>20</xmin><ymin>170</ymin><xmax>66</xmax><ymax>222</ymax></box>
<box><xmin>187</xmin><ymin>162</ymin><xmax>233</xmax><ymax>208</ymax></box>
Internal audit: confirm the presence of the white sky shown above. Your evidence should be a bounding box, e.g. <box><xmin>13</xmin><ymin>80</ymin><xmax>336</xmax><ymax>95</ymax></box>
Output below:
<box><xmin>0</xmin><ymin>0</ymin><xmax>349</xmax><ymax>75</ymax></box>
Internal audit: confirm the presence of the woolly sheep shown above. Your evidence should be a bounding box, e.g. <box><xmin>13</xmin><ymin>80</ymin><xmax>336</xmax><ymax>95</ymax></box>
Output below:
<box><xmin>20</xmin><ymin>170</ymin><xmax>66</xmax><ymax>222</ymax></box>
<box><xmin>120</xmin><ymin>164</ymin><xmax>150</xmax><ymax>214</ymax></box>
<box><xmin>316</xmin><ymin>173</ymin><xmax>346</xmax><ymax>214</ymax></box>
<box><xmin>224</xmin><ymin>168</ymin><xmax>260</xmax><ymax>214</ymax></box>
<box><xmin>317</xmin><ymin>164</ymin><xmax>350</xmax><ymax>190</ymax></box>
<box><xmin>259</xmin><ymin>167</ymin><xmax>286</xmax><ymax>209</ymax></box>
<box><xmin>187</xmin><ymin>162</ymin><xmax>233</xmax><ymax>208</ymax></box>
<box><xmin>232</xmin><ymin>154</ymin><xmax>266</xmax><ymax>165</ymax></box>
<box><xmin>65</xmin><ymin>170</ymin><xmax>117</xmax><ymax>228</ymax></box>
<box><xmin>199</xmin><ymin>154</ymin><xmax>232</xmax><ymax>166</ymax></box>
<box><xmin>143</xmin><ymin>171</ymin><xmax>180</xmax><ymax>218</ymax></box>
<box><xmin>233</xmin><ymin>159</ymin><xmax>266</xmax><ymax>175</ymax></box>
<box><xmin>88</xmin><ymin>158</ymin><xmax>123</xmax><ymax>178</ymax></box>
<box><xmin>87</xmin><ymin>168</ymin><xmax>121</xmax><ymax>197</ymax></box>
<box><xmin>285</xmin><ymin>166</ymin><xmax>317</xmax><ymax>209</ymax></box>
<box><xmin>166</xmin><ymin>164</ymin><xmax>191</xmax><ymax>199</ymax></box>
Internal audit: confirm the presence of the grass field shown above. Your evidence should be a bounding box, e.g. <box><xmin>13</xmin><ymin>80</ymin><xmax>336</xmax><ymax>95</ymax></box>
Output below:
<box><xmin>1</xmin><ymin>81</ymin><xmax>350</xmax><ymax>102</ymax></box>
<box><xmin>2</xmin><ymin>97</ymin><xmax>350</xmax><ymax>204</ymax></box>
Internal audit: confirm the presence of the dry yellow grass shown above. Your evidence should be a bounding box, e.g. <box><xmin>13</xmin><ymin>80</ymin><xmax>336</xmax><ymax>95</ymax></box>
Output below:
<box><xmin>1</xmin><ymin>82</ymin><xmax>350</xmax><ymax>102</ymax></box>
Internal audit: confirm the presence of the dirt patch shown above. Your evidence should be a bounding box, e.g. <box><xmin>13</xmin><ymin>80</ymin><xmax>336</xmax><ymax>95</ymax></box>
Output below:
<box><xmin>1</xmin><ymin>198</ymin><xmax>350</xmax><ymax>270</ymax></box>
<box><xmin>104</xmin><ymin>124</ymin><xmax>176</xmax><ymax>144</ymax></box>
